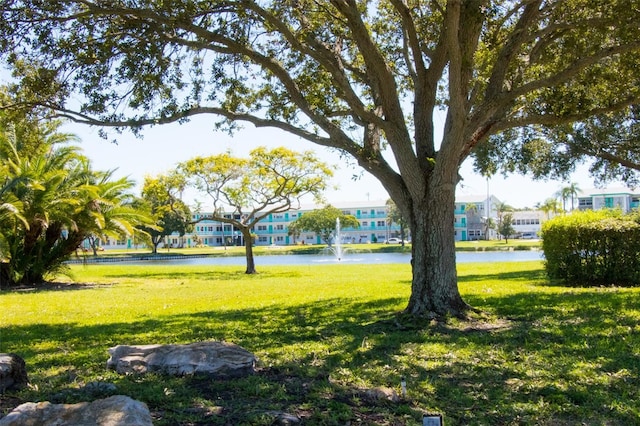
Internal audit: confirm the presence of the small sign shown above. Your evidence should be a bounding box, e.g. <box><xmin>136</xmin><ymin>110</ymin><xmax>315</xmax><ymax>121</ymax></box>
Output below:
<box><xmin>423</xmin><ymin>414</ymin><xmax>443</xmax><ymax>426</ymax></box>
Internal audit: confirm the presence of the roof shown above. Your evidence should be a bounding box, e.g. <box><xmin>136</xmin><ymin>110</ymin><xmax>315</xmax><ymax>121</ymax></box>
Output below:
<box><xmin>577</xmin><ymin>187</ymin><xmax>639</xmax><ymax>197</ymax></box>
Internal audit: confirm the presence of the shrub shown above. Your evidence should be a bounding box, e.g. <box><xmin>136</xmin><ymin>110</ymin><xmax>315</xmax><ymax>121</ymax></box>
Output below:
<box><xmin>541</xmin><ymin>210</ymin><xmax>640</xmax><ymax>286</ymax></box>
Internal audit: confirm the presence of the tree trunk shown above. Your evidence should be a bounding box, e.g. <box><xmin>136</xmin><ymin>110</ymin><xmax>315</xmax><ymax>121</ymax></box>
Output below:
<box><xmin>242</xmin><ymin>227</ymin><xmax>257</xmax><ymax>274</ymax></box>
<box><xmin>0</xmin><ymin>262</ymin><xmax>10</xmax><ymax>289</ymax></box>
<box><xmin>405</xmin><ymin>183</ymin><xmax>470</xmax><ymax>318</ymax></box>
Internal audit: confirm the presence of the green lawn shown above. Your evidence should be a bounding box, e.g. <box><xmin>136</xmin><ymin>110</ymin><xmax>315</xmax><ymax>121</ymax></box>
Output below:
<box><xmin>1</xmin><ymin>261</ymin><xmax>638</xmax><ymax>425</ymax></box>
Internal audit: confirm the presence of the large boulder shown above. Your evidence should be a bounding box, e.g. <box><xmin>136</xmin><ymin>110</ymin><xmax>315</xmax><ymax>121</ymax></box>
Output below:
<box><xmin>0</xmin><ymin>395</ymin><xmax>152</xmax><ymax>426</ymax></box>
<box><xmin>0</xmin><ymin>354</ymin><xmax>28</xmax><ymax>393</ymax></box>
<box><xmin>107</xmin><ymin>341</ymin><xmax>256</xmax><ymax>377</ymax></box>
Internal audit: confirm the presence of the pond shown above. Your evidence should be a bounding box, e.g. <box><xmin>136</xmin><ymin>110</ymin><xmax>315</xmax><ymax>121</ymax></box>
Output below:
<box><xmin>114</xmin><ymin>250</ymin><xmax>543</xmax><ymax>266</ymax></box>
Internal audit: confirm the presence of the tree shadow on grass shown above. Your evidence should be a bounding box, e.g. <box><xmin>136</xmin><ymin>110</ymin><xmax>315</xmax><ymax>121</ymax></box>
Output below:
<box><xmin>2</xmin><ymin>274</ymin><xmax>639</xmax><ymax>424</ymax></box>
<box><xmin>85</xmin><ymin>268</ymin><xmax>305</xmax><ymax>281</ymax></box>
<box><xmin>458</xmin><ymin>263</ymin><xmax>548</xmax><ymax>285</ymax></box>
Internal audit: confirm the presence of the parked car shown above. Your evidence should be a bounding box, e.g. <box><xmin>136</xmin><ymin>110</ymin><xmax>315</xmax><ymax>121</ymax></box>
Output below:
<box><xmin>385</xmin><ymin>238</ymin><xmax>408</xmax><ymax>244</ymax></box>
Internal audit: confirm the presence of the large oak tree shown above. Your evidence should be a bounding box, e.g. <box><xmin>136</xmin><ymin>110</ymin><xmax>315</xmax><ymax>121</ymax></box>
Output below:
<box><xmin>1</xmin><ymin>1</ymin><xmax>639</xmax><ymax>316</ymax></box>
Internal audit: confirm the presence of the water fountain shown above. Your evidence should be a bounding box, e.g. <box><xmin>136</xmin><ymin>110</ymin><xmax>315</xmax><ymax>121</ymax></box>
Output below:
<box><xmin>320</xmin><ymin>217</ymin><xmax>345</xmax><ymax>261</ymax></box>
<box><xmin>333</xmin><ymin>217</ymin><xmax>343</xmax><ymax>261</ymax></box>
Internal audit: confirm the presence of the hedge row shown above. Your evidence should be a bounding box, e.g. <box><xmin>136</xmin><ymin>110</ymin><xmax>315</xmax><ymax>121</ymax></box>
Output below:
<box><xmin>541</xmin><ymin>210</ymin><xmax>640</xmax><ymax>286</ymax></box>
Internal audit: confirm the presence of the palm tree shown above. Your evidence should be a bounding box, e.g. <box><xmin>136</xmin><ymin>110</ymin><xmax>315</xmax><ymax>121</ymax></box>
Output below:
<box><xmin>557</xmin><ymin>182</ymin><xmax>581</xmax><ymax>213</ymax></box>
<box><xmin>494</xmin><ymin>202</ymin><xmax>513</xmax><ymax>240</ymax></box>
<box><xmin>539</xmin><ymin>197</ymin><xmax>562</xmax><ymax>220</ymax></box>
<box><xmin>566</xmin><ymin>182</ymin><xmax>581</xmax><ymax>211</ymax></box>
<box><xmin>483</xmin><ymin>217</ymin><xmax>495</xmax><ymax>241</ymax></box>
<box><xmin>0</xmin><ymin>119</ymin><xmax>152</xmax><ymax>286</ymax></box>
<box><xmin>465</xmin><ymin>202</ymin><xmax>479</xmax><ymax>216</ymax></box>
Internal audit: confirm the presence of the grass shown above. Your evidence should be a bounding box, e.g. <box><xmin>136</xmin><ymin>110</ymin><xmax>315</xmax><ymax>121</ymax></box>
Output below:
<box><xmin>1</xmin><ymin>261</ymin><xmax>639</xmax><ymax>425</ymax></box>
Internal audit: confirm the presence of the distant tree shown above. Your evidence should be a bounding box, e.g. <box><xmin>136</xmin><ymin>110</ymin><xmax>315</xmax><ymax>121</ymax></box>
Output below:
<box><xmin>465</xmin><ymin>203</ymin><xmax>478</xmax><ymax>215</ymax></box>
<box><xmin>494</xmin><ymin>202</ymin><xmax>514</xmax><ymax>241</ymax></box>
<box><xmin>386</xmin><ymin>199</ymin><xmax>409</xmax><ymax>246</ymax></box>
<box><xmin>559</xmin><ymin>182</ymin><xmax>581</xmax><ymax>212</ymax></box>
<box><xmin>288</xmin><ymin>205</ymin><xmax>359</xmax><ymax>246</ymax></box>
<box><xmin>497</xmin><ymin>213</ymin><xmax>516</xmax><ymax>244</ymax></box>
<box><xmin>494</xmin><ymin>202</ymin><xmax>513</xmax><ymax>222</ymax></box>
<box><xmin>484</xmin><ymin>217</ymin><xmax>496</xmax><ymax>241</ymax></box>
<box><xmin>179</xmin><ymin>147</ymin><xmax>332</xmax><ymax>274</ymax></box>
<box><xmin>138</xmin><ymin>173</ymin><xmax>193</xmax><ymax>254</ymax></box>
<box><xmin>538</xmin><ymin>197</ymin><xmax>562</xmax><ymax>220</ymax></box>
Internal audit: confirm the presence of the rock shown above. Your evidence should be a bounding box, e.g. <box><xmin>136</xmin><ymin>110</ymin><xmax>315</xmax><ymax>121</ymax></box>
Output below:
<box><xmin>107</xmin><ymin>341</ymin><xmax>256</xmax><ymax>377</ymax></box>
<box><xmin>0</xmin><ymin>354</ymin><xmax>28</xmax><ymax>393</ymax></box>
<box><xmin>264</xmin><ymin>411</ymin><xmax>302</xmax><ymax>425</ymax></box>
<box><xmin>363</xmin><ymin>386</ymin><xmax>399</xmax><ymax>402</ymax></box>
<box><xmin>0</xmin><ymin>395</ymin><xmax>152</xmax><ymax>426</ymax></box>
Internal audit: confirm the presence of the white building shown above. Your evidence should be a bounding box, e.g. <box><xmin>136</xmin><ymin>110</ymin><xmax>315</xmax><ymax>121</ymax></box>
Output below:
<box><xmin>101</xmin><ymin>193</ymin><xmax>553</xmax><ymax>249</ymax></box>
<box><xmin>577</xmin><ymin>187</ymin><xmax>640</xmax><ymax>213</ymax></box>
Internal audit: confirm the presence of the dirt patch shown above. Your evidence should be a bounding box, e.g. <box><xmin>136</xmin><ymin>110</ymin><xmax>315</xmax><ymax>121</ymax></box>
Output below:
<box><xmin>457</xmin><ymin>318</ymin><xmax>514</xmax><ymax>332</ymax></box>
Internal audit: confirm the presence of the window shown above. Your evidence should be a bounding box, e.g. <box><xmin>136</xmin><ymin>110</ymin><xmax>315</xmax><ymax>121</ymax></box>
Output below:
<box><xmin>276</xmin><ymin>224</ymin><xmax>284</xmax><ymax>230</ymax></box>
<box><xmin>276</xmin><ymin>236</ymin><xmax>284</xmax><ymax>242</ymax></box>
<box><xmin>257</xmin><ymin>225</ymin><xmax>267</xmax><ymax>231</ymax></box>
<box><xmin>362</xmin><ymin>221</ymin><xmax>368</xmax><ymax>227</ymax></box>
<box><xmin>377</xmin><ymin>221</ymin><xmax>385</xmax><ymax>227</ymax></box>
<box><xmin>258</xmin><ymin>236</ymin><xmax>268</xmax><ymax>243</ymax></box>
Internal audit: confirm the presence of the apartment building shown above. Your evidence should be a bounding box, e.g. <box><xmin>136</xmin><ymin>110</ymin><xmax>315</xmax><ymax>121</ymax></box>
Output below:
<box><xmin>455</xmin><ymin>194</ymin><xmax>502</xmax><ymax>241</ymax></box>
<box><xmin>510</xmin><ymin>210</ymin><xmax>544</xmax><ymax>239</ymax></box>
<box><xmin>576</xmin><ymin>187</ymin><xmax>640</xmax><ymax>213</ymax></box>
<box><xmin>101</xmin><ymin>194</ymin><xmax>531</xmax><ymax>249</ymax></box>
<box><xmin>191</xmin><ymin>200</ymin><xmax>400</xmax><ymax>247</ymax></box>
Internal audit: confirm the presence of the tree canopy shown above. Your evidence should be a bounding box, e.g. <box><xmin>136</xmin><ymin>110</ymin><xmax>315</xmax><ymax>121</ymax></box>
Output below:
<box><xmin>288</xmin><ymin>205</ymin><xmax>360</xmax><ymax>246</ymax></box>
<box><xmin>497</xmin><ymin>212</ymin><xmax>515</xmax><ymax>243</ymax></box>
<box><xmin>385</xmin><ymin>198</ymin><xmax>409</xmax><ymax>246</ymax></box>
<box><xmin>178</xmin><ymin>146</ymin><xmax>332</xmax><ymax>273</ymax></box>
<box><xmin>139</xmin><ymin>173</ymin><xmax>193</xmax><ymax>254</ymax></box>
<box><xmin>1</xmin><ymin>1</ymin><xmax>639</xmax><ymax>316</ymax></box>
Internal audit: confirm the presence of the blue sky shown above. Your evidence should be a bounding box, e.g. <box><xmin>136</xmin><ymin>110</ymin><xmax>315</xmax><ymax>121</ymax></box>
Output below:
<box><xmin>61</xmin><ymin>115</ymin><xmax>606</xmax><ymax>209</ymax></box>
